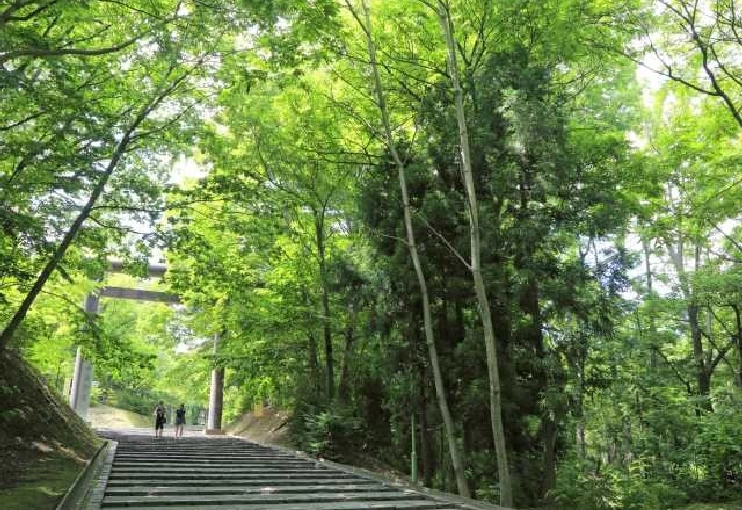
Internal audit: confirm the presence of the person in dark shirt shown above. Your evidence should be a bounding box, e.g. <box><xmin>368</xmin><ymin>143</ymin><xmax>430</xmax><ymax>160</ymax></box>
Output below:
<box><xmin>175</xmin><ymin>403</ymin><xmax>186</xmax><ymax>438</ymax></box>
<box><xmin>154</xmin><ymin>401</ymin><xmax>166</xmax><ymax>438</ymax></box>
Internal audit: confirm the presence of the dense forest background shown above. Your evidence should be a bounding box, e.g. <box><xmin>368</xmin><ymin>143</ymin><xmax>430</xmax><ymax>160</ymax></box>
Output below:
<box><xmin>2</xmin><ymin>1</ymin><xmax>742</xmax><ymax>508</ymax></box>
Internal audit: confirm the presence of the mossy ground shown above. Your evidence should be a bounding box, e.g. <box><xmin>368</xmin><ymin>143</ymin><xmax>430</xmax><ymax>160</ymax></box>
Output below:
<box><xmin>0</xmin><ymin>451</ymin><xmax>85</xmax><ymax>510</ymax></box>
<box><xmin>0</xmin><ymin>349</ymin><xmax>100</xmax><ymax>509</ymax></box>
<box><xmin>679</xmin><ymin>504</ymin><xmax>742</xmax><ymax>510</ymax></box>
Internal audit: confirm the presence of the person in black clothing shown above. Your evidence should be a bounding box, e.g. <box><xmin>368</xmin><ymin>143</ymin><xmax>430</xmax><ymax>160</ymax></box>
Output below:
<box><xmin>154</xmin><ymin>400</ymin><xmax>166</xmax><ymax>438</ymax></box>
<box><xmin>175</xmin><ymin>403</ymin><xmax>186</xmax><ymax>438</ymax></box>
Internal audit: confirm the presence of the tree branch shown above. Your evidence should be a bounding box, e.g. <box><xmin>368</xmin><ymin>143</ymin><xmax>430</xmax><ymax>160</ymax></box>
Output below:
<box><xmin>0</xmin><ymin>57</ymin><xmax>197</xmax><ymax>348</ymax></box>
<box><xmin>415</xmin><ymin>211</ymin><xmax>471</xmax><ymax>270</ymax></box>
<box><xmin>0</xmin><ymin>1</ymin><xmax>54</xmax><ymax>26</ymax></box>
<box><xmin>652</xmin><ymin>345</ymin><xmax>693</xmax><ymax>394</ymax></box>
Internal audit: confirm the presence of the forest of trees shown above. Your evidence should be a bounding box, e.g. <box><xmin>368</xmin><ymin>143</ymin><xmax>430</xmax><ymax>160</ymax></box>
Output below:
<box><xmin>2</xmin><ymin>1</ymin><xmax>742</xmax><ymax>508</ymax></box>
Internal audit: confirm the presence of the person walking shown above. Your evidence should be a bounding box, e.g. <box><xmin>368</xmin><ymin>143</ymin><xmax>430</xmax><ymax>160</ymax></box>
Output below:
<box><xmin>175</xmin><ymin>403</ymin><xmax>186</xmax><ymax>438</ymax></box>
<box><xmin>154</xmin><ymin>400</ymin><xmax>166</xmax><ymax>438</ymax></box>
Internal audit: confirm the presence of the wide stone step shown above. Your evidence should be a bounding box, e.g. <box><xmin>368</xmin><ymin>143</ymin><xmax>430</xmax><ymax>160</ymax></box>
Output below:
<box><xmin>115</xmin><ymin>444</ymin><xmax>281</xmax><ymax>453</ymax></box>
<box><xmin>114</xmin><ymin>453</ymin><xmax>292</xmax><ymax>460</ymax></box>
<box><xmin>105</xmin><ymin>476</ymin><xmax>368</xmax><ymax>487</ymax></box>
<box><xmin>114</xmin><ymin>449</ymin><xmax>286</xmax><ymax>456</ymax></box>
<box><xmin>117</xmin><ymin>448</ymin><xmax>286</xmax><ymax>459</ymax></box>
<box><xmin>109</xmin><ymin>467</ymin><xmax>328</xmax><ymax>475</ymax></box>
<box><xmin>111</xmin><ymin>463</ymin><xmax>315</xmax><ymax>471</ymax></box>
<box><xmin>113</xmin><ymin>458</ymin><xmax>312</xmax><ymax>466</ymax></box>
<box><xmin>113</xmin><ymin>457</ymin><xmax>310</xmax><ymax>464</ymax></box>
<box><xmin>100</xmin><ymin>501</ymin><xmax>457</xmax><ymax>510</ymax></box>
<box><xmin>104</xmin><ymin>484</ymin><xmax>393</xmax><ymax>496</ymax></box>
<box><xmin>115</xmin><ymin>445</ymin><xmax>280</xmax><ymax>450</ymax></box>
<box><xmin>107</xmin><ymin>471</ymin><xmax>346</xmax><ymax>481</ymax></box>
<box><xmin>116</xmin><ymin>446</ymin><xmax>289</xmax><ymax>450</ymax></box>
<box><xmin>101</xmin><ymin>491</ymin><xmax>426</xmax><ymax>507</ymax></box>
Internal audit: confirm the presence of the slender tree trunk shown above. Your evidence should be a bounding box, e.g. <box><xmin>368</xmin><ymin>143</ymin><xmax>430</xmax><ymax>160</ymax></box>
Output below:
<box><xmin>622</xmin><ymin>415</ymin><xmax>633</xmax><ymax>467</ymax></box>
<box><xmin>308</xmin><ymin>330</ymin><xmax>320</xmax><ymax>393</ymax></box>
<box><xmin>350</xmin><ymin>0</ymin><xmax>470</xmax><ymax>497</ymax></box>
<box><xmin>690</xmin><ymin>246</ymin><xmax>711</xmax><ymax>409</ymax></box>
<box><xmin>686</xmin><ymin>243</ymin><xmax>708</xmax><ymax>401</ymax></box>
<box><xmin>304</xmin><ymin>291</ymin><xmax>320</xmax><ymax>395</ymax></box>
<box><xmin>576</xmin><ymin>418</ymin><xmax>586</xmax><ymax>461</ymax></box>
<box><xmin>315</xmin><ymin>214</ymin><xmax>334</xmax><ymax>400</ymax></box>
<box><xmin>436</xmin><ymin>2</ymin><xmax>512</xmax><ymax>505</ymax></box>
<box><xmin>338</xmin><ymin>302</ymin><xmax>356</xmax><ymax>402</ymax></box>
<box><xmin>417</xmin><ymin>348</ymin><xmax>434</xmax><ymax>487</ymax></box>
<box><xmin>541</xmin><ymin>415</ymin><xmax>558</xmax><ymax>492</ymax></box>
<box><xmin>574</xmin><ymin>341</ymin><xmax>587</xmax><ymax>462</ymax></box>
<box><xmin>420</xmin><ymin>386</ymin><xmax>433</xmax><ymax>487</ymax></box>
<box><xmin>0</xmin><ymin>69</ymin><xmax>190</xmax><ymax>349</ymax></box>
<box><xmin>667</xmin><ymin>238</ymin><xmax>711</xmax><ymax>411</ymax></box>
<box><xmin>688</xmin><ymin>303</ymin><xmax>711</xmax><ymax>401</ymax></box>
<box><xmin>54</xmin><ymin>361</ymin><xmax>63</xmax><ymax>394</ymax></box>
<box><xmin>642</xmin><ymin>236</ymin><xmax>658</xmax><ymax>369</ymax></box>
<box><xmin>733</xmin><ymin>305</ymin><xmax>742</xmax><ymax>388</ymax></box>
<box><xmin>208</xmin><ymin>332</ymin><xmax>224</xmax><ymax>431</ymax></box>
<box><xmin>411</xmin><ymin>411</ymin><xmax>419</xmax><ymax>483</ymax></box>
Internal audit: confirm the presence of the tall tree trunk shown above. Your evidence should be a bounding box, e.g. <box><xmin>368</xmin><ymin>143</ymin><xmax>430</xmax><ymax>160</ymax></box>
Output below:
<box><xmin>0</xmin><ymin>69</ymin><xmax>190</xmax><ymax>349</ymax></box>
<box><xmin>315</xmin><ymin>213</ymin><xmax>334</xmax><ymax>400</ymax></box>
<box><xmin>666</xmin><ymin>238</ymin><xmax>712</xmax><ymax>410</ymax></box>
<box><xmin>733</xmin><ymin>305</ymin><xmax>742</xmax><ymax>388</ymax></box>
<box><xmin>411</xmin><ymin>411</ymin><xmax>419</xmax><ymax>483</ymax></box>
<box><xmin>642</xmin><ymin>236</ymin><xmax>658</xmax><ymax>369</ymax></box>
<box><xmin>348</xmin><ymin>0</ymin><xmax>470</xmax><ymax>497</ymax></box>
<box><xmin>541</xmin><ymin>415</ymin><xmax>558</xmax><ymax>492</ymax></box>
<box><xmin>524</xmin><ymin>275</ymin><xmax>559</xmax><ymax>498</ymax></box>
<box><xmin>622</xmin><ymin>415</ymin><xmax>633</xmax><ymax>467</ymax></box>
<box><xmin>419</xmin><ymin>367</ymin><xmax>434</xmax><ymax>487</ymax></box>
<box><xmin>416</xmin><ymin>329</ymin><xmax>434</xmax><ymax>488</ymax></box>
<box><xmin>573</xmin><ymin>334</ymin><xmax>587</xmax><ymax>462</ymax></box>
<box><xmin>308</xmin><ymin>330</ymin><xmax>320</xmax><ymax>393</ymax></box>
<box><xmin>688</xmin><ymin>303</ymin><xmax>711</xmax><ymax>404</ymax></box>
<box><xmin>338</xmin><ymin>302</ymin><xmax>356</xmax><ymax>402</ymax></box>
<box><xmin>304</xmin><ymin>291</ymin><xmax>320</xmax><ymax>395</ymax></box>
<box><xmin>436</xmin><ymin>2</ymin><xmax>512</xmax><ymax>505</ymax></box>
<box><xmin>208</xmin><ymin>333</ymin><xmax>224</xmax><ymax>431</ymax></box>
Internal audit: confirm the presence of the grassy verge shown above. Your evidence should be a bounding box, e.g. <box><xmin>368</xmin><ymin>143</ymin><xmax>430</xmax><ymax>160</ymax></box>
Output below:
<box><xmin>0</xmin><ymin>349</ymin><xmax>100</xmax><ymax>510</ymax></box>
<box><xmin>678</xmin><ymin>504</ymin><xmax>742</xmax><ymax>510</ymax></box>
<box><xmin>0</xmin><ymin>450</ymin><xmax>85</xmax><ymax>510</ymax></box>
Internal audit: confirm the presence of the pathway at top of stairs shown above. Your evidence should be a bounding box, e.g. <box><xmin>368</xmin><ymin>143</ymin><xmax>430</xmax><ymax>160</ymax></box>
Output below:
<box><xmin>95</xmin><ymin>431</ymin><xmax>466</xmax><ymax>510</ymax></box>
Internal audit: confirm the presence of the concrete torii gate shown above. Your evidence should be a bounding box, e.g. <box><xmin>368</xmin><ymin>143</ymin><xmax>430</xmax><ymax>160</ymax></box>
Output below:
<box><xmin>68</xmin><ymin>262</ymin><xmax>224</xmax><ymax>434</ymax></box>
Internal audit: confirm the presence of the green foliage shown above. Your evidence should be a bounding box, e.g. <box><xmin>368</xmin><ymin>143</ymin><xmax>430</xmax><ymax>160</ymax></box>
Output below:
<box><xmin>684</xmin><ymin>394</ymin><xmax>742</xmax><ymax>502</ymax></box>
<box><xmin>553</xmin><ymin>461</ymin><xmax>621</xmax><ymax>510</ymax></box>
<box><xmin>3</xmin><ymin>1</ymin><xmax>742</xmax><ymax>509</ymax></box>
<box><xmin>111</xmin><ymin>388</ymin><xmax>160</xmax><ymax>417</ymax></box>
<box><xmin>0</xmin><ymin>349</ymin><xmax>99</xmax><ymax>507</ymax></box>
<box><xmin>289</xmin><ymin>403</ymin><xmax>365</xmax><ymax>461</ymax></box>
<box><xmin>554</xmin><ymin>459</ymin><xmax>690</xmax><ymax>510</ymax></box>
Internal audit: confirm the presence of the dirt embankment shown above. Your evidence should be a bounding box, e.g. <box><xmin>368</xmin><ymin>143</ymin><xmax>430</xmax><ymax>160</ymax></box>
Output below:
<box><xmin>0</xmin><ymin>349</ymin><xmax>100</xmax><ymax>509</ymax></box>
<box><xmin>224</xmin><ymin>407</ymin><xmax>408</xmax><ymax>485</ymax></box>
<box><xmin>225</xmin><ymin>407</ymin><xmax>292</xmax><ymax>446</ymax></box>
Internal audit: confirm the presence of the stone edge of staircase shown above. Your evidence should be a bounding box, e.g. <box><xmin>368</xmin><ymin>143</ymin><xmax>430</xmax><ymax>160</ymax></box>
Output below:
<box><xmin>251</xmin><ymin>438</ymin><xmax>512</xmax><ymax>510</ymax></box>
<box><xmin>82</xmin><ymin>440</ymin><xmax>118</xmax><ymax>510</ymax></box>
<box><xmin>54</xmin><ymin>439</ymin><xmax>109</xmax><ymax>510</ymax></box>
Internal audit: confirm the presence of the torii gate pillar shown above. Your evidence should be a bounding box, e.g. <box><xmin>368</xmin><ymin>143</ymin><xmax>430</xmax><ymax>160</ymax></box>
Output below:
<box><xmin>69</xmin><ymin>293</ymin><xmax>98</xmax><ymax>420</ymax></box>
<box><xmin>206</xmin><ymin>333</ymin><xmax>224</xmax><ymax>435</ymax></box>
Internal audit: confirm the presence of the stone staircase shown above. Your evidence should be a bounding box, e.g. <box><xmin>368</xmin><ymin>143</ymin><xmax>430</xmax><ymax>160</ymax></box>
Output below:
<box><xmin>95</xmin><ymin>433</ymin><xmax>468</xmax><ymax>509</ymax></box>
